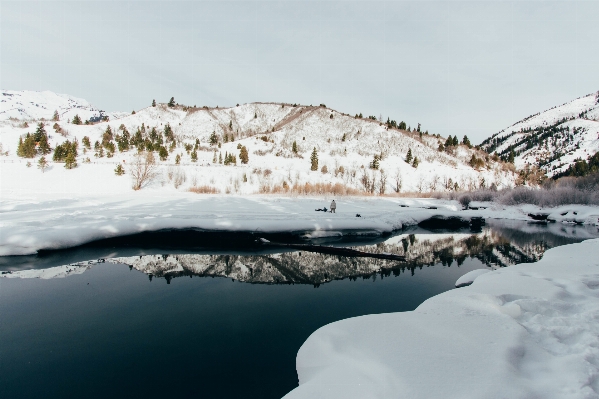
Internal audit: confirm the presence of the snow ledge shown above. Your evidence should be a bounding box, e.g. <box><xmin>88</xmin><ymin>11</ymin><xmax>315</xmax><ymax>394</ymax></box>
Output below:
<box><xmin>284</xmin><ymin>239</ymin><xmax>599</xmax><ymax>399</ymax></box>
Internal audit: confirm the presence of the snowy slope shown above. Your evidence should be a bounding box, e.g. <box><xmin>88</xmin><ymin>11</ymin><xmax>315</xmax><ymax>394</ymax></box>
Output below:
<box><xmin>481</xmin><ymin>90</ymin><xmax>599</xmax><ymax>176</ymax></box>
<box><xmin>284</xmin><ymin>238</ymin><xmax>599</xmax><ymax>399</ymax></box>
<box><xmin>0</xmin><ymin>90</ymin><xmax>127</xmax><ymax>122</ymax></box>
<box><xmin>0</xmin><ymin>91</ymin><xmax>516</xmax><ymax>196</ymax></box>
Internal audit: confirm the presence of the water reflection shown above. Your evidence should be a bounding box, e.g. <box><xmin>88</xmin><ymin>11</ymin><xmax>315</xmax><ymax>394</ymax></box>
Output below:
<box><xmin>4</xmin><ymin>220</ymin><xmax>598</xmax><ymax>285</ymax></box>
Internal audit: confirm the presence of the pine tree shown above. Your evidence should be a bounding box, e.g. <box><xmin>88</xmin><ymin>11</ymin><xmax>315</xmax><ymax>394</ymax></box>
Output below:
<box><xmin>399</xmin><ymin>121</ymin><xmax>406</xmax><ymax>130</ymax></box>
<box><xmin>212</xmin><ymin>150</ymin><xmax>217</xmax><ymax>163</ymax></box>
<box><xmin>239</xmin><ymin>146</ymin><xmax>249</xmax><ymax>164</ymax></box>
<box><xmin>72</xmin><ymin>114</ymin><xmax>82</xmax><ymax>125</ymax></box>
<box><xmin>370</xmin><ymin>154</ymin><xmax>380</xmax><ymax>169</ymax></box>
<box><xmin>218</xmin><ymin>152</ymin><xmax>222</xmax><ymax>164</ymax></box>
<box><xmin>445</xmin><ymin>136</ymin><xmax>453</xmax><ymax>147</ymax></box>
<box><xmin>17</xmin><ymin>137</ymin><xmax>24</xmax><ymax>157</ymax></box>
<box><xmin>254</xmin><ymin>112</ymin><xmax>257</xmax><ymax>119</ymax></box>
<box><xmin>53</xmin><ymin>110</ymin><xmax>60</xmax><ymax>121</ymax></box>
<box><xmin>152</xmin><ymin>99</ymin><xmax>156</xmax><ymax>107</ymax></box>
<box><xmin>310</xmin><ymin>148</ymin><xmax>318</xmax><ymax>171</ymax></box>
<box><xmin>452</xmin><ymin>135</ymin><xmax>459</xmax><ymax>146</ymax></box>
<box><xmin>462</xmin><ymin>135</ymin><xmax>471</xmax><ymax>148</ymax></box>
<box><xmin>229</xmin><ymin>120</ymin><xmax>233</xmax><ymax>129</ymax></box>
<box><xmin>38</xmin><ymin>132</ymin><xmax>51</xmax><ymax>155</ymax></box>
<box><xmin>191</xmin><ymin>150</ymin><xmax>198</xmax><ymax>162</ymax></box>
<box><xmin>209</xmin><ymin>131</ymin><xmax>218</xmax><ymax>146</ymax></box>
<box><xmin>34</xmin><ymin>123</ymin><xmax>46</xmax><ymax>142</ymax></box>
<box><xmin>168</xmin><ymin>97</ymin><xmax>175</xmax><ymax>107</ymax></box>
<box><xmin>82</xmin><ymin>136</ymin><xmax>91</xmax><ymax>149</ymax></box>
<box><xmin>37</xmin><ymin>156</ymin><xmax>48</xmax><ymax>173</ymax></box>
<box><xmin>508</xmin><ymin>149</ymin><xmax>515</xmax><ymax>163</ymax></box>
<box><xmin>64</xmin><ymin>152</ymin><xmax>77</xmax><ymax>169</ymax></box>
<box><xmin>405</xmin><ymin>148</ymin><xmax>413</xmax><ymax>164</ymax></box>
<box><xmin>175</xmin><ymin>154</ymin><xmax>181</xmax><ymax>165</ymax></box>
<box><xmin>159</xmin><ymin>146</ymin><xmax>168</xmax><ymax>161</ymax></box>
<box><xmin>412</xmin><ymin>156</ymin><xmax>419</xmax><ymax>168</ymax></box>
<box><xmin>114</xmin><ymin>164</ymin><xmax>125</xmax><ymax>176</ymax></box>
<box><xmin>164</xmin><ymin>123</ymin><xmax>174</xmax><ymax>141</ymax></box>
<box><xmin>292</xmin><ymin>141</ymin><xmax>298</xmax><ymax>153</ymax></box>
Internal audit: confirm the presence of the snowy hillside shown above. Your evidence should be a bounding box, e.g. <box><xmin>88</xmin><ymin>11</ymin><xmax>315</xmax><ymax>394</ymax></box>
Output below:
<box><xmin>0</xmin><ymin>90</ymin><xmax>128</xmax><ymax>123</ymax></box>
<box><xmin>1</xmin><ymin>91</ymin><xmax>516</xmax><ymax>196</ymax></box>
<box><xmin>481</xmin><ymin>90</ymin><xmax>599</xmax><ymax>177</ymax></box>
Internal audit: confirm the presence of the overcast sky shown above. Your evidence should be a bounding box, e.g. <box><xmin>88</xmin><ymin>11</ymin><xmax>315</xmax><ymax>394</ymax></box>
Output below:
<box><xmin>2</xmin><ymin>1</ymin><xmax>597</xmax><ymax>143</ymax></box>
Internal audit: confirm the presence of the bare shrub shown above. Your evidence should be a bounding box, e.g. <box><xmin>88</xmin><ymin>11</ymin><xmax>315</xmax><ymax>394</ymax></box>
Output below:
<box><xmin>131</xmin><ymin>152</ymin><xmax>158</xmax><ymax>190</ymax></box>
<box><xmin>189</xmin><ymin>185</ymin><xmax>220</xmax><ymax>194</ymax></box>
<box><xmin>173</xmin><ymin>168</ymin><xmax>187</xmax><ymax>188</ymax></box>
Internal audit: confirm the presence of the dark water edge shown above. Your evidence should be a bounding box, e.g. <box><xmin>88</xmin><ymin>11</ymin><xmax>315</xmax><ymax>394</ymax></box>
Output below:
<box><xmin>1</xmin><ymin>220</ymin><xmax>598</xmax><ymax>399</ymax></box>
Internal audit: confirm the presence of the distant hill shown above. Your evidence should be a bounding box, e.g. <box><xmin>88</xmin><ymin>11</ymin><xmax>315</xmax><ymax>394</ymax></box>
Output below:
<box><xmin>0</xmin><ymin>90</ymin><xmax>127</xmax><ymax>122</ymax></box>
<box><xmin>0</xmin><ymin>91</ymin><xmax>516</xmax><ymax>194</ymax></box>
<box><xmin>481</xmin><ymin>91</ymin><xmax>599</xmax><ymax>177</ymax></box>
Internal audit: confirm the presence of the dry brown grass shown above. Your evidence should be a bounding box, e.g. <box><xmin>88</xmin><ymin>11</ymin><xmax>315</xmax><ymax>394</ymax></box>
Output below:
<box><xmin>189</xmin><ymin>185</ymin><xmax>220</xmax><ymax>194</ymax></box>
<box><xmin>261</xmin><ymin>182</ymin><xmax>363</xmax><ymax>196</ymax></box>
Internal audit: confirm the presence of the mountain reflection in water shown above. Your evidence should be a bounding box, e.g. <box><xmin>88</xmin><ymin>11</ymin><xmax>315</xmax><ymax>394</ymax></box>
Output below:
<box><xmin>5</xmin><ymin>219</ymin><xmax>595</xmax><ymax>285</ymax></box>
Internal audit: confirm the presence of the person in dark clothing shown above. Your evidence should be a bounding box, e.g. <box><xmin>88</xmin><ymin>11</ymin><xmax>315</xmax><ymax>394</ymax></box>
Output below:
<box><xmin>330</xmin><ymin>200</ymin><xmax>336</xmax><ymax>213</ymax></box>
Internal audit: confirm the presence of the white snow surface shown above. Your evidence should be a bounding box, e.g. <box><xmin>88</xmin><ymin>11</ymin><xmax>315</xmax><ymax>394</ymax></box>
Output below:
<box><xmin>1</xmin><ymin>90</ymin><xmax>516</xmax><ymax>197</ymax></box>
<box><xmin>0</xmin><ymin>194</ymin><xmax>450</xmax><ymax>256</ymax></box>
<box><xmin>284</xmin><ymin>239</ymin><xmax>599</xmax><ymax>399</ymax></box>
<box><xmin>454</xmin><ymin>268</ymin><xmax>490</xmax><ymax>287</ymax></box>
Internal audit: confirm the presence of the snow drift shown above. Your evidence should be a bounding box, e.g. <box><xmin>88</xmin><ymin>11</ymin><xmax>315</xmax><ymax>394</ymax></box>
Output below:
<box><xmin>284</xmin><ymin>239</ymin><xmax>599</xmax><ymax>399</ymax></box>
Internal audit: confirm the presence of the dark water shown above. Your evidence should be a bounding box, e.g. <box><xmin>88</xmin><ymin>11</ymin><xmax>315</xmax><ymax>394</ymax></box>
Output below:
<box><xmin>1</xmin><ymin>220</ymin><xmax>598</xmax><ymax>399</ymax></box>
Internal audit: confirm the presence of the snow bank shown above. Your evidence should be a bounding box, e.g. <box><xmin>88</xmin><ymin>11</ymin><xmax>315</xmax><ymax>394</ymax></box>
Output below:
<box><xmin>284</xmin><ymin>239</ymin><xmax>599</xmax><ymax>399</ymax></box>
<box><xmin>0</xmin><ymin>194</ymin><xmax>453</xmax><ymax>256</ymax></box>
<box><xmin>454</xmin><ymin>268</ymin><xmax>490</xmax><ymax>287</ymax></box>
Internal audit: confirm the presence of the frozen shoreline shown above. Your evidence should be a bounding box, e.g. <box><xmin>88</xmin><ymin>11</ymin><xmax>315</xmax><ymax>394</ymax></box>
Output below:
<box><xmin>1</xmin><ymin>192</ymin><xmax>599</xmax><ymax>256</ymax></box>
<box><xmin>284</xmin><ymin>239</ymin><xmax>599</xmax><ymax>399</ymax></box>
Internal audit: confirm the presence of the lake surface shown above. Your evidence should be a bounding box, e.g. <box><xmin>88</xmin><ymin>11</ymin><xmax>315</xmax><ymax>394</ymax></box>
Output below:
<box><xmin>1</xmin><ymin>220</ymin><xmax>598</xmax><ymax>399</ymax></box>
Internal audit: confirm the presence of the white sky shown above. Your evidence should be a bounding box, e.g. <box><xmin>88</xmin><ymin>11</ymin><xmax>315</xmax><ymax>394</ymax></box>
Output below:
<box><xmin>1</xmin><ymin>1</ymin><xmax>598</xmax><ymax>143</ymax></box>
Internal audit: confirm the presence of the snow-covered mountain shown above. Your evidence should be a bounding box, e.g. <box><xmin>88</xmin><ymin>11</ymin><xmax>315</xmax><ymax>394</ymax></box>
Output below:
<box><xmin>0</xmin><ymin>90</ymin><xmax>127</xmax><ymax>122</ymax></box>
<box><xmin>0</xmin><ymin>90</ymin><xmax>516</xmax><ymax>195</ymax></box>
<box><xmin>481</xmin><ymin>91</ymin><xmax>599</xmax><ymax>177</ymax></box>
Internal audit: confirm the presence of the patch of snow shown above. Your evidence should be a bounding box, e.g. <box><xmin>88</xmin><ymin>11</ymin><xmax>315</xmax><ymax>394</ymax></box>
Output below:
<box><xmin>284</xmin><ymin>239</ymin><xmax>599</xmax><ymax>399</ymax></box>
<box><xmin>455</xmin><ymin>268</ymin><xmax>491</xmax><ymax>287</ymax></box>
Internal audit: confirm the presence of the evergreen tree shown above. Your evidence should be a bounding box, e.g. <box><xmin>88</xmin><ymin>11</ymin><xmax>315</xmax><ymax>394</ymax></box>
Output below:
<box><xmin>412</xmin><ymin>156</ymin><xmax>419</xmax><ymax>168</ymax></box>
<box><xmin>17</xmin><ymin>133</ymin><xmax>37</xmax><ymax>158</ymax></box>
<box><xmin>38</xmin><ymin>133</ymin><xmax>51</xmax><ymax>155</ymax></box>
<box><xmin>64</xmin><ymin>152</ymin><xmax>77</xmax><ymax>169</ymax></box>
<box><xmin>212</xmin><ymin>150</ymin><xmax>217</xmax><ymax>163</ymax></box>
<box><xmin>229</xmin><ymin>120</ymin><xmax>233</xmax><ymax>129</ymax></box>
<box><xmin>310</xmin><ymin>148</ymin><xmax>318</xmax><ymax>171</ymax></box>
<box><xmin>114</xmin><ymin>164</ymin><xmax>125</xmax><ymax>175</ymax></box>
<box><xmin>292</xmin><ymin>141</ymin><xmax>298</xmax><ymax>153</ymax></box>
<box><xmin>164</xmin><ymin>123</ymin><xmax>174</xmax><ymax>141</ymax></box>
<box><xmin>37</xmin><ymin>156</ymin><xmax>48</xmax><ymax>173</ymax></box>
<box><xmin>405</xmin><ymin>148</ymin><xmax>413</xmax><ymax>164</ymax></box>
<box><xmin>34</xmin><ymin>123</ymin><xmax>46</xmax><ymax>142</ymax></box>
<box><xmin>17</xmin><ymin>137</ymin><xmax>24</xmax><ymax>157</ymax></box>
<box><xmin>254</xmin><ymin>112</ymin><xmax>257</xmax><ymax>119</ymax></box>
<box><xmin>462</xmin><ymin>135</ymin><xmax>471</xmax><ymax>148</ymax></box>
<box><xmin>159</xmin><ymin>146</ymin><xmax>168</xmax><ymax>161</ymax></box>
<box><xmin>175</xmin><ymin>154</ymin><xmax>181</xmax><ymax>164</ymax></box>
<box><xmin>218</xmin><ymin>152</ymin><xmax>222</xmax><ymax>164</ymax></box>
<box><xmin>209</xmin><ymin>131</ymin><xmax>218</xmax><ymax>146</ymax></box>
<box><xmin>445</xmin><ymin>136</ymin><xmax>453</xmax><ymax>147</ymax></box>
<box><xmin>152</xmin><ymin>99</ymin><xmax>156</xmax><ymax>107</ymax></box>
<box><xmin>239</xmin><ymin>146</ymin><xmax>249</xmax><ymax>164</ymax></box>
<box><xmin>452</xmin><ymin>135</ymin><xmax>459</xmax><ymax>146</ymax></box>
<box><xmin>508</xmin><ymin>149</ymin><xmax>515</xmax><ymax>163</ymax></box>
<box><xmin>72</xmin><ymin>114</ymin><xmax>82</xmax><ymax>125</ymax></box>
<box><xmin>191</xmin><ymin>150</ymin><xmax>198</xmax><ymax>162</ymax></box>
<box><xmin>398</xmin><ymin>121</ymin><xmax>406</xmax><ymax>130</ymax></box>
<box><xmin>53</xmin><ymin>110</ymin><xmax>60</xmax><ymax>121</ymax></box>
<box><xmin>168</xmin><ymin>97</ymin><xmax>175</xmax><ymax>107</ymax></box>
<box><xmin>82</xmin><ymin>136</ymin><xmax>91</xmax><ymax>149</ymax></box>
<box><xmin>370</xmin><ymin>154</ymin><xmax>380</xmax><ymax>169</ymax></box>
